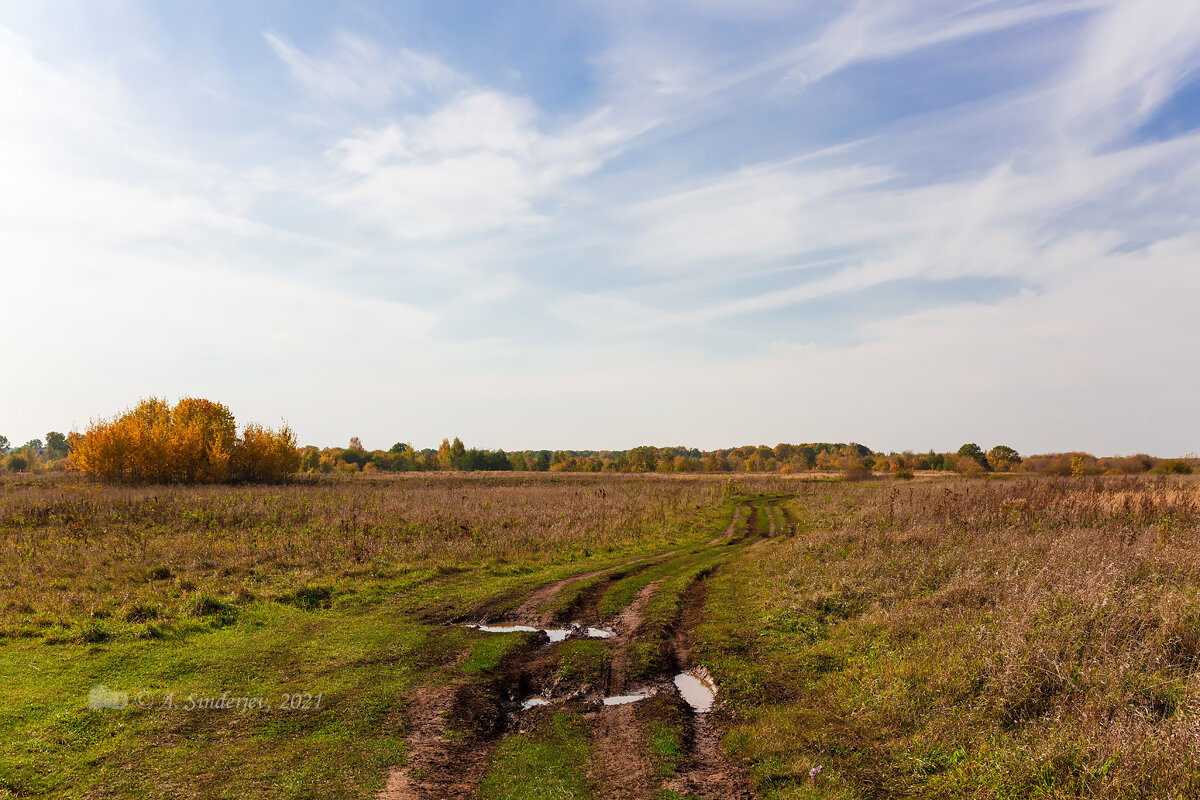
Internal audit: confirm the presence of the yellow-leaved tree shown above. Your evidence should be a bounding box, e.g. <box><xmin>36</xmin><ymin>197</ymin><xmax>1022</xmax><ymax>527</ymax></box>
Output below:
<box><xmin>69</xmin><ymin>398</ymin><xmax>298</xmax><ymax>484</ymax></box>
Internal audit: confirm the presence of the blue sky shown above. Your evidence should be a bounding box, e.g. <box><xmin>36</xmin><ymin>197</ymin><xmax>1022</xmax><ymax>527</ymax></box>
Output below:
<box><xmin>3</xmin><ymin>0</ymin><xmax>1200</xmax><ymax>454</ymax></box>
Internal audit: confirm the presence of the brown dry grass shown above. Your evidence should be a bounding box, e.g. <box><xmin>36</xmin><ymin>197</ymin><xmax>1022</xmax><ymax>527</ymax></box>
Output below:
<box><xmin>700</xmin><ymin>475</ymin><xmax>1200</xmax><ymax>798</ymax></box>
<box><xmin>0</xmin><ymin>471</ymin><xmax>733</xmax><ymax>628</ymax></box>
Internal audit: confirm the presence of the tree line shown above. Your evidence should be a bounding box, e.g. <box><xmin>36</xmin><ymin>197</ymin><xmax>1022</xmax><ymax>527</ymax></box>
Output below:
<box><xmin>3</xmin><ymin>397</ymin><xmax>1195</xmax><ymax>481</ymax></box>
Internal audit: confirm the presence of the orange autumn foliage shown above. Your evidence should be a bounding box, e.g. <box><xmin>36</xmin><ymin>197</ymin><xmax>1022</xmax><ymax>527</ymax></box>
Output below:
<box><xmin>69</xmin><ymin>398</ymin><xmax>298</xmax><ymax>484</ymax></box>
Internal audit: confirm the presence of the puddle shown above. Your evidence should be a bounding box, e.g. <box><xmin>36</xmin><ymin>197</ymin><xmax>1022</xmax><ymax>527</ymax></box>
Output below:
<box><xmin>674</xmin><ymin>670</ymin><xmax>717</xmax><ymax>713</ymax></box>
<box><xmin>601</xmin><ymin>688</ymin><xmax>656</xmax><ymax>706</ymax></box>
<box><xmin>521</xmin><ymin>696</ymin><xmax>552</xmax><ymax>710</ymax></box>
<box><xmin>469</xmin><ymin>623</ymin><xmax>613</xmax><ymax>643</ymax></box>
<box><xmin>469</xmin><ymin>624</ymin><xmax>572</xmax><ymax>643</ymax></box>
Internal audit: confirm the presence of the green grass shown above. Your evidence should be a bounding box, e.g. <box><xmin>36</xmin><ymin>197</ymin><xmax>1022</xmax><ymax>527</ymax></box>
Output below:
<box><xmin>647</xmin><ymin>719</ymin><xmax>685</xmax><ymax>779</ymax></box>
<box><xmin>477</xmin><ymin>711</ymin><xmax>593</xmax><ymax>800</ymax></box>
<box><xmin>0</xmin><ymin>600</ymin><xmax>430</xmax><ymax>799</ymax></box>
<box><xmin>555</xmin><ymin>639</ymin><xmax>611</xmax><ymax>684</ymax></box>
<box><xmin>460</xmin><ymin>629</ymin><xmax>541</xmax><ymax>674</ymax></box>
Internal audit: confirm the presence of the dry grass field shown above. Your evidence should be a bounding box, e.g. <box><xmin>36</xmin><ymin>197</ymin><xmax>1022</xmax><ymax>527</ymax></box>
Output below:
<box><xmin>3</xmin><ymin>471</ymin><xmax>1200</xmax><ymax>799</ymax></box>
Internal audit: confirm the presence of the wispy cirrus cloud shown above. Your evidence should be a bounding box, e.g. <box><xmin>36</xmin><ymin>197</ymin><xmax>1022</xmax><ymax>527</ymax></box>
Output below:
<box><xmin>265</xmin><ymin>30</ymin><xmax>460</xmax><ymax>107</ymax></box>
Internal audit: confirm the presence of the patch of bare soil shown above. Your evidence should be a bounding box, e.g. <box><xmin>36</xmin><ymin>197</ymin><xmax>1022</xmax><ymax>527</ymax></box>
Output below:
<box><xmin>738</xmin><ymin>506</ymin><xmax>761</xmax><ymax>544</ymax></box>
<box><xmin>375</xmin><ymin>681</ymin><xmax>487</xmax><ymax>800</ymax></box>
<box><xmin>662</xmin><ymin>710</ymin><xmax>756</xmax><ymax>800</ymax></box>
<box><xmin>587</xmin><ymin>702</ymin><xmax>657</xmax><ymax>799</ymax></box>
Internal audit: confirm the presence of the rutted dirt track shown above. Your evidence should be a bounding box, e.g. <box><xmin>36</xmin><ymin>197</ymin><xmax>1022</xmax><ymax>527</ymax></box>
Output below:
<box><xmin>377</xmin><ymin>500</ymin><xmax>772</xmax><ymax>799</ymax></box>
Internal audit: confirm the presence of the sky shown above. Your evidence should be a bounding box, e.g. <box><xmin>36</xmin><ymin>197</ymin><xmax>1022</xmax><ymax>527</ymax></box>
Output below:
<box><xmin>2</xmin><ymin>0</ymin><xmax>1200</xmax><ymax>455</ymax></box>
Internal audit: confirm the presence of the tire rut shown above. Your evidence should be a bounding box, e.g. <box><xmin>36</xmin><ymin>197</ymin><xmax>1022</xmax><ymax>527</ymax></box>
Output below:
<box><xmin>378</xmin><ymin>521</ymin><xmax>767</xmax><ymax>800</ymax></box>
<box><xmin>663</xmin><ymin>552</ymin><xmax>757</xmax><ymax>799</ymax></box>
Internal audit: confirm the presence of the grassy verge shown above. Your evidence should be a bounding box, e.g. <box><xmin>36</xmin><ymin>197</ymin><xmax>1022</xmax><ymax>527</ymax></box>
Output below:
<box><xmin>477</xmin><ymin>711</ymin><xmax>592</xmax><ymax>800</ymax></box>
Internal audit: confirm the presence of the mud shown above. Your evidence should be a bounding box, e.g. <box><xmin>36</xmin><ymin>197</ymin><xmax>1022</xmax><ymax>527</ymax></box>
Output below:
<box><xmin>380</xmin><ymin>512</ymin><xmax>779</xmax><ymax>800</ymax></box>
<box><xmin>375</xmin><ymin>680</ymin><xmax>498</xmax><ymax>800</ymax></box>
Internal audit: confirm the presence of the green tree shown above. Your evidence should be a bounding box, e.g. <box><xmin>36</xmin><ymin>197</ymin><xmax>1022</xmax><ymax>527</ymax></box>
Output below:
<box><xmin>45</xmin><ymin>431</ymin><xmax>69</xmax><ymax>459</ymax></box>
<box><xmin>0</xmin><ymin>435</ymin><xmax>8</xmax><ymax>453</ymax></box>
<box><xmin>957</xmin><ymin>443</ymin><xmax>990</xmax><ymax>471</ymax></box>
<box><xmin>986</xmin><ymin>445</ymin><xmax>1021</xmax><ymax>472</ymax></box>
<box><xmin>629</xmin><ymin>446</ymin><xmax>658</xmax><ymax>473</ymax></box>
<box><xmin>449</xmin><ymin>437</ymin><xmax>468</xmax><ymax>469</ymax></box>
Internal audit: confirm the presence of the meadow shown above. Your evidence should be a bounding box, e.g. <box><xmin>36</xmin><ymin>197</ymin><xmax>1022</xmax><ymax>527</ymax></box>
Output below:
<box><xmin>2</xmin><ymin>471</ymin><xmax>1199</xmax><ymax>799</ymax></box>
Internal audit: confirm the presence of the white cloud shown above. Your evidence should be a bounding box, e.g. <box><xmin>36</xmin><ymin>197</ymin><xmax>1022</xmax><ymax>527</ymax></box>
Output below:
<box><xmin>323</xmin><ymin>90</ymin><xmax>634</xmax><ymax>240</ymax></box>
<box><xmin>264</xmin><ymin>30</ymin><xmax>459</xmax><ymax>106</ymax></box>
<box><xmin>1058</xmin><ymin>0</ymin><xmax>1200</xmax><ymax>144</ymax></box>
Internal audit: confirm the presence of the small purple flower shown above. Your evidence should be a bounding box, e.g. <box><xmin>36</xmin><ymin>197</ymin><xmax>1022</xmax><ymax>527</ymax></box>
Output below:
<box><xmin>810</xmin><ymin>765</ymin><xmax>823</xmax><ymax>784</ymax></box>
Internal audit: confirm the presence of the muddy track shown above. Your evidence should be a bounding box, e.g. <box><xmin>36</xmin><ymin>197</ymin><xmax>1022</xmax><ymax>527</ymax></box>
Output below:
<box><xmin>589</xmin><ymin>581</ymin><xmax>663</xmax><ymax>798</ymax></box>
<box><xmin>605</xmin><ymin>581</ymin><xmax>661</xmax><ymax>696</ymax></box>
<box><xmin>663</xmin><ymin>566</ymin><xmax>756</xmax><ymax>800</ymax></box>
<box><xmin>375</xmin><ymin>680</ymin><xmax>488</xmax><ymax>800</ymax></box>
<box><xmin>506</xmin><ymin>566</ymin><xmax>615</xmax><ymax>626</ymax></box>
<box><xmin>739</xmin><ymin>505</ymin><xmax>761</xmax><ymax>544</ymax></box>
<box><xmin>378</xmin><ymin>502</ymin><xmax>773</xmax><ymax>800</ymax></box>
<box><xmin>469</xmin><ymin>550</ymin><xmax>676</xmax><ymax>627</ymax></box>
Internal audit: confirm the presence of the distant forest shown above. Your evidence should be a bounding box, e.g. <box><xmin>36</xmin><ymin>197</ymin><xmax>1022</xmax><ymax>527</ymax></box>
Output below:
<box><xmin>294</xmin><ymin>438</ymin><xmax>1195</xmax><ymax>477</ymax></box>
<box><xmin>3</xmin><ymin>399</ymin><xmax>1196</xmax><ymax>482</ymax></box>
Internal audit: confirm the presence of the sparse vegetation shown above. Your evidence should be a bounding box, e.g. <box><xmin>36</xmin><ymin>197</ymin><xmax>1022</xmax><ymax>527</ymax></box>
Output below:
<box><xmin>6</xmin><ymin>467</ymin><xmax>1200</xmax><ymax>799</ymax></box>
<box><xmin>696</xmin><ymin>475</ymin><xmax>1200</xmax><ymax>798</ymax></box>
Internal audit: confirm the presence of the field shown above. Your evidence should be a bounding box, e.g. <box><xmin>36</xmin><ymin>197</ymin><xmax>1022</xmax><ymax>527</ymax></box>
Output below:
<box><xmin>3</xmin><ymin>472</ymin><xmax>1200</xmax><ymax>799</ymax></box>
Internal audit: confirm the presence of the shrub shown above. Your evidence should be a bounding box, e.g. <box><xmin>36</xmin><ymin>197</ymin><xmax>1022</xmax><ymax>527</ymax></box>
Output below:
<box><xmin>70</xmin><ymin>397</ymin><xmax>298</xmax><ymax>484</ymax></box>
<box><xmin>1153</xmin><ymin>459</ymin><xmax>1194</xmax><ymax>475</ymax></box>
<box><xmin>841</xmin><ymin>462</ymin><xmax>872</xmax><ymax>481</ymax></box>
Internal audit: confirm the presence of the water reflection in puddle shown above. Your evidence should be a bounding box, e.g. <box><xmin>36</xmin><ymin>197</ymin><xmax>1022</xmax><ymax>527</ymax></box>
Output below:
<box><xmin>602</xmin><ymin>688</ymin><xmax>656</xmax><ymax>706</ymax></box>
<box><xmin>469</xmin><ymin>624</ymin><xmax>572</xmax><ymax>642</ymax></box>
<box><xmin>468</xmin><ymin>623</ymin><xmax>615</xmax><ymax>643</ymax></box>
<box><xmin>521</xmin><ymin>696</ymin><xmax>551</xmax><ymax>710</ymax></box>
<box><xmin>674</xmin><ymin>670</ymin><xmax>717</xmax><ymax>712</ymax></box>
